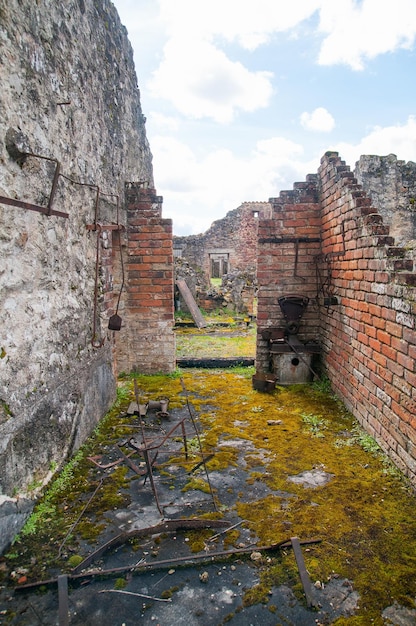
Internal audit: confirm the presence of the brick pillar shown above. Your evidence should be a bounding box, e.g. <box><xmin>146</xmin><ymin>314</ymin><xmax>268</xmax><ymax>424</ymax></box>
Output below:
<box><xmin>256</xmin><ymin>178</ymin><xmax>322</xmax><ymax>372</ymax></box>
<box><xmin>114</xmin><ymin>182</ymin><xmax>175</xmax><ymax>374</ymax></box>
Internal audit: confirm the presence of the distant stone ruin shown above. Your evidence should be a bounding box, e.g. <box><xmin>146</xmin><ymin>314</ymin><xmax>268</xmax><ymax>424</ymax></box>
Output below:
<box><xmin>174</xmin><ymin>202</ymin><xmax>270</xmax><ymax>314</ymax></box>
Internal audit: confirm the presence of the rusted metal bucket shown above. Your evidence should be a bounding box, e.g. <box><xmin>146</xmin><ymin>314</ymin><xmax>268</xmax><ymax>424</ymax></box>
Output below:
<box><xmin>278</xmin><ymin>295</ymin><xmax>309</xmax><ymax>322</ymax></box>
<box><xmin>108</xmin><ymin>314</ymin><xmax>122</xmax><ymax>331</ymax></box>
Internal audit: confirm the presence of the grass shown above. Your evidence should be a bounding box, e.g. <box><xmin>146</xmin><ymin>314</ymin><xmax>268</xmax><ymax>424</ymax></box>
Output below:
<box><xmin>175</xmin><ymin>324</ymin><xmax>256</xmax><ymax>359</ymax></box>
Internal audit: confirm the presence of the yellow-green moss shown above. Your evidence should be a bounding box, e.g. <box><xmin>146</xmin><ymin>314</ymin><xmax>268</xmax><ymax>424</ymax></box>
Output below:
<box><xmin>5</xmin><ymin>369</ymin><xmax>416</xmax><ymax>625</ymax></box>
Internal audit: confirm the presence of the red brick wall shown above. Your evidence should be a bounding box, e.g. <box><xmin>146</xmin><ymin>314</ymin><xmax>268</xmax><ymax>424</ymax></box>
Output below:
<box><xmin>319</xmin><ymin>152</ymin><xmax>416</xmax><ymax>486</ymax></box>
<box><xmin>256</xmin><ymin>178</ymin><xmax>322</xmax><ymax>370</ymax></box>
<box><xmin>114</xmin><ymin>182</ymin><xmax>175</xmax><ymax>374</ymax></box>
<box><xmin>257</xmin><ymin>152</ymin><xmax>416</xmax><ymax>487</ymax></box>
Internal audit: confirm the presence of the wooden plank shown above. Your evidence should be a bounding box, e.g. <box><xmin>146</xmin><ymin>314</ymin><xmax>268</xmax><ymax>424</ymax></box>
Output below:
<box><xmin>176</xmin><ymin>279</ymin><xmax>207</xmax><ymax>328</ymax></box>
<box><xmin>290</xmin><ymin>536</ymin><xmax>317</xmax><ymax>608</ymax></box>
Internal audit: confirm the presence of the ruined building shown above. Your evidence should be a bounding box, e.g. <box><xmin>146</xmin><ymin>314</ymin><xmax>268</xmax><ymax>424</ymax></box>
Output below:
<box><xmin>256</xmin><ymin>152</ymin><xmax>416</xmax><ymax>488</ymax></box>
<box><xmin>174</xmin><ymin>202</ymin><xmax>271</xmax><ymax>280</ymax></box>
<box><xmin>1</xmin><ymin>0</ymin><xmax>416</xmax><ymax>554</ymax></box>
<box><xmin>174</xmin><ymin>202</ymin><xmax>271</xmax><ymax>313</ymax></box>
<box><xmin>0</xmin><ymin>0</ymin><xmax>175</xmax><ymax>550</ymax></box>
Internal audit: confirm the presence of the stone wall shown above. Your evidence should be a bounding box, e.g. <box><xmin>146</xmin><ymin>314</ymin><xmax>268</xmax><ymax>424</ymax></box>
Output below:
<box><xmin>256</xmin><ymin>152</ymin><xmax>416</xmax><ymax>488</ymax></box>
<box><xmin>0</xmin><ymin>0</ymin><xmax>174</xmax><ymax>550</ymax></box>
<box><xmin>174</xmin><ymin>202</ymin><xmax>271</xmax><ymax>279</ymax></box>
<box><xmin>174</xmin><ymin>202</ymin><xmax>270</xmax><ymax>313</ymax></box>
<box><xmin>355</xmin><ymin>154</ymin><xmax>416</xmax><ymax>246</ymax></box>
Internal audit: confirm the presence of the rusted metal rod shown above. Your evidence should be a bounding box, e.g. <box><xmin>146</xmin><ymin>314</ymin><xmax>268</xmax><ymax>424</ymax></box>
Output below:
<box><xmin>134</xmin><ymin>380</ymin><xmax>163</xmax><ymax>514</ymax></box>
<box><xmin>180</xmin><ymin>378</ymin><xmax>217</xmax><ymax>511</ymax></box>
<box><xmin>0</xmin><ymin>195</ymin><xmax>69</xmax><ymax>218</ymax></box>
<box><xmin>72</xmin><ymin>518</ymin><xmax>231</xmax><ymax>573</ymax></box>
<box><xmin>16</xmin><ymin>537</ymin><xmax>322</xmax><ymax>592</ymax></box>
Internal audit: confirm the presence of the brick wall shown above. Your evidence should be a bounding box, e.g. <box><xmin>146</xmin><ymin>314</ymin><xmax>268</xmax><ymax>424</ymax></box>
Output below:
<box><xmin>319</xmin><ymin>152</ymin><xmax>416</xmax><ymax>486</ymax></box>
<box><xmin>256</xmin><ymin>151</ymin><xmax>416</xmax><ymax>487</ymax></box>
<box><xmin>174</xmin><ymin>202</ymin><xmax>271</xmax><ymax>279</ymax></box>
<box><xmin>256</xmin><ymin>178</ymin><xmax>322</xmax><ymax>370</ymax></box>
<box><xmin>114</xmin><ymin>183</ymin><xmax>176</xmax><ymax>374</ymax></box>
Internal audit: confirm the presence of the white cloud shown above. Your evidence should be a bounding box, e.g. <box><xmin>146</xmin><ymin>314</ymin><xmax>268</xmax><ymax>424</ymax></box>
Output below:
<box><xmin>152</xmin><ymin>133</ymin><xmax>314</xmax><ymax>234</ymax></box>
<box><xmin>149</xmin><ymin>39</ymin><xmax>274</xmax><ymax>123</ymax></box>
<box><xmin>148</xmin><ymin>112</ymin><xmax>180</xmax><ymax>132</ymax></box>
<box><xmin>317</xmin><ymin>0</ymin><xmax>416</xmax><ymax>70</ymax></box>
<box><xmin>159</xmin><ymin>0</ymin><xmax>321</xmax><ymax>49</ymax></box>
<box><xmin>300</xmin><ymin>107</ymin><xmax>335</xmax><ymax>132</ymax></box>
<box><xmin>154</xmin><ymin>116</ymin><xmax>416</xmax><ymax>235</ymax></box>
<box><xmin>334</xmin><ymin>116</ymin><xmax>416</xmax><ymax>166</ymax></box>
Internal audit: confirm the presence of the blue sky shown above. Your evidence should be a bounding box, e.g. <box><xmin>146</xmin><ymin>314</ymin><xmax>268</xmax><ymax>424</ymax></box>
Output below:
<box><xmin>112</xmin><ymin>0</ymin><xmax>416</xmax><ymax>235</ymax></box>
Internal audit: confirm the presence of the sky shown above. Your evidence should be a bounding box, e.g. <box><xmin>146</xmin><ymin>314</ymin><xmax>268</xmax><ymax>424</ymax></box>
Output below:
<box><xmin>111</xmin><ymin>0</ymin><xmax>416</xmax><ymax>235</ymax></box>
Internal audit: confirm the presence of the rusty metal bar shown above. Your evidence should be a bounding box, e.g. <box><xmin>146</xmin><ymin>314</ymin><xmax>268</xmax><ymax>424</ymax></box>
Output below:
<box><xmin>291</xmin><ymin>536</ymin><xmax>318</xmax><ymax>609</ymax></box>
<box><xmin>58</xmin><ymin>479</ymin><xmax>104</xmax><ymax>557</ymax></box>
<box><xmin>116</xmin><ymin>444</ymin><xmax>147</xmax><ymax>476</ymax></box>
<box><xmin>72</xmin><ymin>518</ymin><xmax>231</xmax><ymax>574</ymax></box>
<box><xmin>0</xmin><ymin>152</ymin><xmax>65</xmax><ymax>218</ymax></box>
<box><xmin>133</xmin><ymin>380</ymin><xmax>163</xmax><ymax>514</ymax></box>
<box><xmin>91</xmin><ymin>225</ymin><xmax>104</xmax><ymax>348</ymax></box>
<box><xmin>180</xmin><ymin>378</ymin><xmax>218</xmax><ymax>511</ymax></box>
<box><xmin>16</xmin><ymin>537</ymin><xmax>322</xmax><ymax>591</ymax></box>
<box><xmin>0</xmin><ymin>195</ymin><xmax>69</xmax><ymax>218</ymax></box>
<box><xmin>47</xmin><ymin>159</ymin><xmax>61</xmax><ymax>215</ymax></box>
<box><xmin>57</xmin><ymin>575</ymin><xmax>69</xmax><ymax>626</ymax></box>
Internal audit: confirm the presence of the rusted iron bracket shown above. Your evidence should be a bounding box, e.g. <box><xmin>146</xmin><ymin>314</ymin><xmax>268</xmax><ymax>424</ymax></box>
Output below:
<box><xmin>0</xmin><ymin>153</ymin><xmax>67</xmax><ymax>218</ymax></box>
<box><xmin>0</xmin><ymin>193</ymin><xmax>68</xmax><ymax>219</ymax></box>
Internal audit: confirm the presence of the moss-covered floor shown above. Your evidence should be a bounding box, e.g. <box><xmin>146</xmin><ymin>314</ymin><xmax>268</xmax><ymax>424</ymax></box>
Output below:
<box><xmin>1</xmin><ymin>368</ymin><xmax>416</xmax><ymax>625</ymax></box>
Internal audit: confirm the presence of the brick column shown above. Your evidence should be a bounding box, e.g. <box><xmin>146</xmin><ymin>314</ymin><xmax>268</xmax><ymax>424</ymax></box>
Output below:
<box><xmin>114</xmin><ymin>182</ymin><xmax>175</xmax><ymax>374</ymax></box>
<box><xmin>256</xmin><ymin>178</ymin><xmax>321</xmax><ymax>372</ymax></box>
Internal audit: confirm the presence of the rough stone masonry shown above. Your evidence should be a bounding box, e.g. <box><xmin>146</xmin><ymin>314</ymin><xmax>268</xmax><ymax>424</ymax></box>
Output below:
<box><xmin>0</xmin><ymin>0</ymin><xmax>175</xmax><ymax>552</ymax></box>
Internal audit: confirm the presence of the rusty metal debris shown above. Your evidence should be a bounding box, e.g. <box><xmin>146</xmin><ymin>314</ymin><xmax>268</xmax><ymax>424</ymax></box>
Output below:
<box><xmin>87</xmin><ymin>386</ymin><xmax>215</xmax><ymax>517</ymax></box>
<box><xmin>71</xmin><ymin>518</ymin><xmax>232</xmax><ymax>574</ymax></box>
<box><xmin>98</xmin><ymin>589</ymin><xmax>171</xmax><ymax>603</ymax></box>
<box><xmin>180</xmin><ymin>378</ymin><xmax>217</xmax><ymax>510</ymax></box>
<box><xmin>15</xmin><ymin>536</ymin><xmax>322</xmax><ymax>592</ymax></box>
<box><xmin>122</xmin><ymin>380</ymin><xmax>216</xmax><ymax>515</ymax></box>
<box><xmin>57</xmin><ymin>574</ymin><xmax>69</xmax><ymax>626</ymax></box>
<box><xmin>291</xmin><ymin>536</ymin><xmax>319</xmax><ymax>609</ymax></box>
<box><xmin>58</xmin><ymin>478</ymin><xmax>105</xmax><ymax>557</ymax></box>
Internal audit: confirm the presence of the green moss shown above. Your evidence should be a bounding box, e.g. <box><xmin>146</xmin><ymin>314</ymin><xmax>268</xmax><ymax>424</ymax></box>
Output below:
<box><xmin>5</xmin><ymin>369</ymin><xmax>416</xmax><ymax>624</ymax></box>
<box><xmin>67</xmin><ymin>554</ymin><xmax>83</xmax><ymax>568</ymax></box>
<box><xmin>242</xmin><ymin>582</ymin><xmax>270</xmax><ymax>607</ymax></box>
<box><xmin>160</xmin><ymin>586</ymin><xmax>179</xmax><ymax>599</ymax></box>
<box><xmin>181</xmin><ymin>477</ymin><xmax>214</xmax><ymax>494</ymax></box>
<box><xmin>114</xmin><ymin>577</ymin><xmax>127</xmax><ymax>589</ymax></box>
